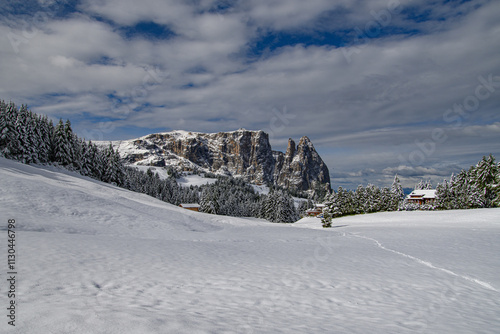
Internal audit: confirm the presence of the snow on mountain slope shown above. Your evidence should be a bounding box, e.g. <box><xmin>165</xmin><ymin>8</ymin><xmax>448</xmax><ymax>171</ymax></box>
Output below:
<box><xmin>1</xmin><ymin>157</ymin><xmax>500</xmax><ymax>334</ymax></box>
<box><xmin>103</xmin><ymin>129</ymin><xmax>331</xmax><ymax>192</ymax></box>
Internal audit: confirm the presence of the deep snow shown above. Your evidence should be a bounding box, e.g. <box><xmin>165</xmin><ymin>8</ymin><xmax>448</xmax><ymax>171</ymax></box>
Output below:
<box><xmin>0</xmin><ymin>157</ymin><xmax>499</xmax><ymax>333</ymax></box>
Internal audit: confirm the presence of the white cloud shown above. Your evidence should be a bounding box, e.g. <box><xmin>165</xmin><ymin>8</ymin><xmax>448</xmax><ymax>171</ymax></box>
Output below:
<box><xmin>1</xmin><ymin>0</ymin><xmax>499</xmax><ymax>189</ymax></box>
<box><xmin>49</xmin><ymin>55</ymin><xmax>83</xmax><ymax>69</ymax></box>
<box><xmin>80</xmin><ymin>0</ymin><xmax>191</xmax><ymax>26</ymax></box>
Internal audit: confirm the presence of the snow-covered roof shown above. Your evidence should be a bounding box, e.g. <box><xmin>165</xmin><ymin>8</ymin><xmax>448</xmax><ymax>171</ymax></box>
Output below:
<box><xmin>179</xmin><ymin>203</ymin><xmax>201</xmax><ymax>208</ymax></box>
<box><xmin>407</xmin><ymin>190</ymin><xmax>437</xmax><ymax>199</ymax></box>
<box><xmin>306</xmin><ymin>208</ymin><xmax>322</xmax><ymax>212</ymax></box>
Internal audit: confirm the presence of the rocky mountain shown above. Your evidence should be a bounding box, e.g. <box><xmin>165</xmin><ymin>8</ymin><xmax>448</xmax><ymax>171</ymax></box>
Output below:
<box><xmin>109</xmin><ymin>129</ymin><xmax>330</xmax><ymax>191</ymax></box>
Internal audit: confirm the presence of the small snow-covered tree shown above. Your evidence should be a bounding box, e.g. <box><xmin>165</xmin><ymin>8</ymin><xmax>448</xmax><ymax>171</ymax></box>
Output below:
<box><xmin>390</xmin><ymin>175</ymin><xmax>405</xmax><ymax>210</ymax></box>
<box><xmin>321</xmin><ymin>193</ymin><xmax>336</xmax><ymax>228</ymax></box>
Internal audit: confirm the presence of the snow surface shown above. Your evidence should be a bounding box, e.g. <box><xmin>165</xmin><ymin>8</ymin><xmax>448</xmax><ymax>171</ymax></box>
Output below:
<box><xmin>132</xmin><ymin>165</ymin><xmax>172</xmax><ymax>180</ymax></box>
<box><xmin>1</xmin><ymin>157</ymin><xmax>500</xmax><ymax>333</ymax></box>
<box><xmin>251</xmin><ymin>184</ymin><xmax>270</xmax><ymax>195</ymax></box>
<box><xmin>177</xmin><ymin>174</ymin><xmax>218</xmax><ymax>188</ymax></box>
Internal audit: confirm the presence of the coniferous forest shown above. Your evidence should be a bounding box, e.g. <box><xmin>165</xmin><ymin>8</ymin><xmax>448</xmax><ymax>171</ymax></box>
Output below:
<box><xmin>0</xmin><ymin>101</ymin><xmax>300</xmax><ymax>223</ymax></box>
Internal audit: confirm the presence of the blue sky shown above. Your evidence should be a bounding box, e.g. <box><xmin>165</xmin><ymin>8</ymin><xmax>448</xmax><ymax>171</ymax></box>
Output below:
<box><xmin>1</xmin><ymin>0</ymin><xmax>499</xmax><ymax>189</ymax></box>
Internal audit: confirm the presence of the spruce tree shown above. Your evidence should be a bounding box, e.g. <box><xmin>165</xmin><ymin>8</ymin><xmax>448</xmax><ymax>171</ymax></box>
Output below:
<box><xmin>355</xmin><ymin>185</ymin><xmax>366</xmax><ymax>214</ymax></box>
<box><xmin>435</xmin><ymin>180</ymin><xmax>452</xmax><ymax>210</ymax></box>
<box><xmin>53</xmin><ymin>119</ymin><xmax>71</xmax><ymax>166</ymax></box>
<box><xmin>274</xmin><ymin>190</ymin><xmax>299</xmax><ymax>223</ymax></box>
<box><xmin>390</xmin><ymin>175</ymin><xmax>405</xmax><ymax>210</ymax></box>
<box><xmin>473</xmin><ymin>154</ymin><xmax>498</xmax><ymax>207</ymax></box>
<box><xmin>0</xmin><ymin>102</ymin><xmax>20</xmax><ymax>158</ymax></box>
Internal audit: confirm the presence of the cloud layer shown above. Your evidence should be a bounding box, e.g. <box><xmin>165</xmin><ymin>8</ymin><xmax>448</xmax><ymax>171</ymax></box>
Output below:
<box><xmin>1</xmin><ymin>0</ymin><xmax>499</xmax><ymax>188</ymax></box>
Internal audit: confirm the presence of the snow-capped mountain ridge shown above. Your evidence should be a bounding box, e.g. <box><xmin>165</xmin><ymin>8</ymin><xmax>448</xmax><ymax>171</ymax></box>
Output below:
<box><xmin>106</xmin><ymin>129</ymin><xmax>331</xmax><ymax>191</ymax></box>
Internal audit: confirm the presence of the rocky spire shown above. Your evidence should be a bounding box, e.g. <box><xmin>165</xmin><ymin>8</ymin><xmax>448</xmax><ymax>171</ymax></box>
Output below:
<box><xmin>111</xmin><ymin>130</ymin><xmax>330</xmax><ymax>191</ymax></box>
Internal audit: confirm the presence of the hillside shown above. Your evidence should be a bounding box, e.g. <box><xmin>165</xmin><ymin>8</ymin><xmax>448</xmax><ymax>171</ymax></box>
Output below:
<box><xmin>1</xmin><ymin>157</ymin><xmax>499</xmax><ymax>333</ymax></box>
<box><xmin>104</xmin><ymin>129</ymin><xmax>330</xmax><ymax>191</ymax></box>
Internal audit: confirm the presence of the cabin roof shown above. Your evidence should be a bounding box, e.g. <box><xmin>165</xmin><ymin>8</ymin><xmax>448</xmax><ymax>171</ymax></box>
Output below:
<box><xmin>407</xmin><ymin>190</ymin><xmax>437</xmax><ymax>199</ymax></box>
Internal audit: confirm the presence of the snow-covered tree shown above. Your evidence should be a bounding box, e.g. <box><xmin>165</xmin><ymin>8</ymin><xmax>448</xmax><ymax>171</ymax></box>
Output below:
<box><xmin>53</xmin><ymin>119</ymin><xmax>72</xmax><ymax>166</ymax></box>
<box><xmin>200</xmin><ymin>187</ymin><xmax>219</xmax><ymax>214</ymax></box>
<box><xmin>390</xmin><ymin>175</ymin><xmax>405</xmax><ymax>210</ymax></box>
<box><xmin>259</xmin><ymin>189</ymin><xmax>299</xmax><ymax>223</ymax></box>
<box><xmin>354</xmin><ymin>185</ymin><xmax>366</xmax><ymax>214</ymax></box>
<box><xmin>275</xmin><ymin>190</ymin><xmax>299</xmax><ymax>223</ymax></box>
<box><xmin>365</xmin><ymin>184</ymin><xmax>381</xmax><ymax>213</ymax></box>
<box><xmin>435</xmin><ymin>180</ymin><xmax>452</xmax><ymax>210</ymax></box>
<box><xmin>103</xmin><ymin>144</ymin><xmax>125</xmax><ymax>186</ymax></box>
<box><xmin>471</xmin><ymin>154</ymin><xmax>498</xmax><ymax>207</ymax></box>
<box><xmin>321</xmin><ymin>193</ymin><xmax>337</xmax><ymax>228</ymax></box>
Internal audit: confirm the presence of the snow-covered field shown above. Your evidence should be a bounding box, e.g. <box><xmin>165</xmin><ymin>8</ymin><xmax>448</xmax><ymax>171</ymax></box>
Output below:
<box><xmin>1</xmin><ymin>157</ymin><xmax>499</xmax><ymax>333</ymax></box>
<box><xmin>132</xmin><ymin>165</ymin><xmax>218</xmax><ymax>187</ymax></box>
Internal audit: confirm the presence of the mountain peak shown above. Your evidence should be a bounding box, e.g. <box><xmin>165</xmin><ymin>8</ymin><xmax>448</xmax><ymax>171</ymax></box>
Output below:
<box><xmin>109</xmin><ymin>129</ymin><xmax>330</xmax><ymax>191</ymax></box>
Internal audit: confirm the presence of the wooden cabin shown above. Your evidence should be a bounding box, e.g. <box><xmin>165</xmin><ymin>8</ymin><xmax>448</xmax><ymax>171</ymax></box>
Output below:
<box><xmin>406</xmin><ymin>190</ymin><xmax>437</xmax><ymax>205</ymax></box>
<box><xmin>179</xmin><ymin>203</ymin><xmax>201</xmax><ymax>212</ymax></box>
<box><xmin>306</xmin><ymin>204</ymin><xmax>326</xmax><ymax>217</ymax></box>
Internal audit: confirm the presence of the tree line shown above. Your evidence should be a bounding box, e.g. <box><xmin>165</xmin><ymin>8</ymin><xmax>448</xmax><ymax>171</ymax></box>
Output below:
<box><xmin>428</xmin><ymin>154</ymin><xmax>498</xmax><ymax>210</ymax></box>
<box><xmin>199</xmin><ymin>178</ymin><xmax>299</xmax><ymax>223</ymax></box>
<box><xmin>321</xmin><ymin>155</ymin><xmax>500</xmax><ymax>227</ymax></box>
<box><xmin>0</xmin><ymin>101</ymin><xmax>300</xmax><ymax>223</ymax></box>
<box><xmin>0</xmin><ymin>101</ymin><xmax>125</xmax><ymax>185</ymax></box>
<box><xmin>321</xmin><ymin>176</ymin><xmax>404</xmax><ymax>227</ymax></box>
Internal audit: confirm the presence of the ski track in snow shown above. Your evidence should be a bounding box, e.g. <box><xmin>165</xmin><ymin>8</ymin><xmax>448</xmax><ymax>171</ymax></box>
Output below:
<box><xmin>349</xmin><ymin>233</ymin><xmax>499</xmax><ymax>293</ymax></box>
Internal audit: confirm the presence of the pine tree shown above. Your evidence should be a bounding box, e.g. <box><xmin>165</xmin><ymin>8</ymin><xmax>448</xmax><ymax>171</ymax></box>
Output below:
<box><xmin>33</xmin><ymin>114</ymin><xmax>50</xmax><ymax>163</ymax></box>
<box><xmin>274</xmin><ymin>190</ymin><xmax>299</xmax><ymax>223</ymax></box>
<box><xmin>261</xmin><ymin>190</ymin><xmax>277</xmax><ymax>221</ymax></box>
<box><xmin>200</xmin><ymin>187</ymin><xmax>219</xmax><ymax>214</ymax></box>
<box><xmin>321</xmin><ymin>192</ymin><xmax>341</xmax><ymax>227</ymax></box>
<box><xmin>493</xmin><ymin>162</ymin><xmax>500</xmax><ymax>207</ymax></box>
<box><xmin>355</xmin><ymin>185</ymin><xmax>366</xmax><ymax>214</ymax></box>
<box><xmin>435</xmin><ymin>180</ymin><xmax>452</xmax><ymax>210</ymax></box>
<box><xmin>390</xmin><ymin>175</ymin><xmax>405</xmax><ymax>210</ymax></box>
<box><xmin>87</xmin><ymin>141</ymin><xmax>106</xmax><ymax>181</ymax></box>
<box><xmin>65</xmin><ymin>120</ymin><xmax>78</xmax><ymax>168</ymax></box>
<box><xmin>451</xmin><ymin>171</ymin><xmax>467</xmax><ymax>209</ymax></box>
<box><xmin>415</xmin><ymin>180</ymin><xmax>425</xmax><ymax>190</ymax></box>
<box><xmin>366</xmin><ymin>184</ymin><xmax>381</xmax><ymax>213</ymax></box>
<box><xmin>472</xmin><ymin>154</ymin><xmax>498</xmax><ymax>207</ymax></box>
<box><xmin>0</xmin><ymin>101</ymin><xmax>7</xmax><ymax>150</ymax></box>
<box><xmin>53</xmin><ymin>119</ymin><xmax>71</xmax><ymax>166</ymax></box>
<box><xmin>103</xmin><ymin>144</ymin><xmax>125</xmax><ymax>186</ymax></box>
<box><xmin>78</xmin><ymin>139</ymin><xmax>92</xmax><ymax>176</ymax></box>
<box><xmin>13</xmin><ymin>107</ymin><xmax>29</xmax><ymax>162</ymax></box>
<box><xmin>1</xmin><ymin>102</ymin><xmax>20</xmax><ymax>159</ymax></box>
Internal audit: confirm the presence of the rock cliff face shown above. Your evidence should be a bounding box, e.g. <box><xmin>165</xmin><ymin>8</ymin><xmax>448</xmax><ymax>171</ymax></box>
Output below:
<box><xmin>112</xmin><ymin>129</ymin><xmax>330</xmax><ymax>191</ymax></box>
